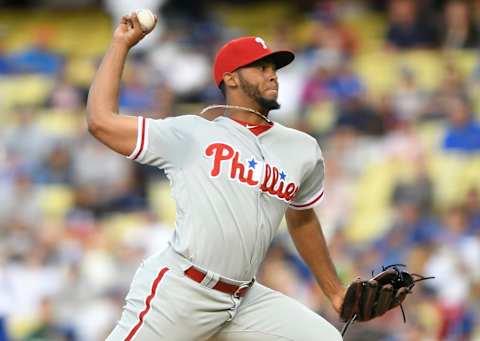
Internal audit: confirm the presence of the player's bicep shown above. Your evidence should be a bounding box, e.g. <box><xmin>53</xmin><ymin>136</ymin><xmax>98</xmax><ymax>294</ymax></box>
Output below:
<box><xmin>88</xmin><ymin>114</ymin><xmax>138</xmax><ymax>156</ymax></box>
<box><xmin>285</xmin><ymin>207</ymin><xmax>317</xmax><ymax>229</ymax></box>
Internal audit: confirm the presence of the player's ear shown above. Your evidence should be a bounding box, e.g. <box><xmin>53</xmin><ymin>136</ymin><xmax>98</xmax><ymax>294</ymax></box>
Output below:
<box><xmin>223</xmin><ymin>72</ymin><xmax>238</xmax><ymax>89</ymax></box>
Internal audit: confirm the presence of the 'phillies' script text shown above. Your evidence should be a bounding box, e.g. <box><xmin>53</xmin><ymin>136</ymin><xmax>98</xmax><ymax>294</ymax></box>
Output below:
<box><xmin>204</xmin><ymin>142</ymin><xmax>299</xmax><ymax>202</ymax></box>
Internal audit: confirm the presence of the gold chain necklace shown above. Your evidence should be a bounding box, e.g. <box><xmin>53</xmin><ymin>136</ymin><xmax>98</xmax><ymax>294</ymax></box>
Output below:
<box><xmin>200</xmin><ymin>104</ymin><xmax>273</xmax><ymax>124</ymax></box>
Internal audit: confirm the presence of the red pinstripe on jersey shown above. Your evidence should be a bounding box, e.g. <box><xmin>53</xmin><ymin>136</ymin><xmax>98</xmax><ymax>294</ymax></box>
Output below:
<box><xmin>132</xmin><ymin>117</ymin><xmax>146</xmax><ymax>161</ymax></box>
<box><xmin>290</xmin><ymin>190</ymin><xmax>324</xmax><ymax>209</ymax></box>
<box><xmin>124</xmin><ymin>267</ymin><xmax>169</xmax><ymax>341</ymax></box>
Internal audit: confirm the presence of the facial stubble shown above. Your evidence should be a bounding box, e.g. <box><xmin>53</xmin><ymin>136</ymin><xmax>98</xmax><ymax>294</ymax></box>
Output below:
<box><xmin>237</xmin><ymin>73</ymin><xmax>280</xmax><ymax>113</ymax></box>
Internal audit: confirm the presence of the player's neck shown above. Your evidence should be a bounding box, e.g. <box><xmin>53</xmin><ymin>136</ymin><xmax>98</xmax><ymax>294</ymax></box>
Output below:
<box><xmin>229</xmin><ymin>111</ymin><xmax>267</xmax><ymax>125</ymax></box>
<box><xmin>225</xmin><ymin>101</ymin><xmax>270</xmax><ymax>125</ymax></box>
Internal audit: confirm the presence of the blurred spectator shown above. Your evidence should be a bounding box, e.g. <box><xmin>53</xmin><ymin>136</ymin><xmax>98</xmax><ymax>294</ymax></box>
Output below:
<box><xmin>147</xmin><ymin>32</ymin><xmax>210</xmax><ymax>101</ymax></box>
<box><xmin>336</xmin><ymin>97</ymin><xmax>384</xmax><ymax>135</ymax></box>
<box><xmin>424</xmin><ymin>61</ymin><xmax>468</xmax><ymax>120</ymax></box>
<box><xmin>385</xmin><ymin>0</ymin><xmax>437</xmax><ymax>50</ymax></box>
<box><xmin>3</xmin><ymin>106</ymin><xmax>54</xmax><ymax>168</ymax></box>
<box><xmin>464</xmin><ymin>188</ymin><xmax>480</xmax><ymax>235</ymax></box>
<box><xmin>438</xmin><ymin>205</ymin><xmax>473</xmax><ymax>244</ymax></box>
<box><xmin>46</xmin><ymin>74</ymin><xmax>84</xmax><ymax>111</ymax></box>
<box><xmin>372</xmin><ymin>93</ymin><xmax>399</xmax><ymax>132</ymax></box>
<box><xmin>442</xmin><ymin>97</ymin><xmax>480</xmax><ymax>152</ymax></box>
<box><xmin>425</xmin><ymin>205</ymin><xmax>480</xmax><ymax>340</ymax></box>
<box><xmin>119</xmin><ymin>62</ymin><xmax>155</xmax><ymax>113</ymax></box>
<box><xmin>297</xmin><ymin>64</ymin><xmax>332</xmax><ymax>132</ymax></box>
<box><xmin>1</xmin><ymin>219</ymin><xmax>34</xmax><ymax>263</ymax></box>
<box><xmin>383</xmin><ymin>119</ymin><xmax>425</xmax><ymax>163</ymax></box>
<box><xmin>300</xmin><ymin>65</ymin><xmax>331</xmax><ymax>112</ymax></box>
<box><xmin>315</xmin><ymin>133</ymin><xmax>356</xmax><ymax>235</ymax></box>
<box><xmin>24</xmin><ymin>298</ymin><xmax>76</xmax><ymax>341</ymax></box>
<box><xmin>34</xmin><ymin>142</ymin><xmax>74</xmax><ymax>185</ymax></box>
<box><xmin>440</xmin><ymin>0</ymin><xmax>480</xmax><ymax>49</ymax></box>
<box><xmin>389</xmin><ymin>65</ymin><xmax>428</xmax><ymax>122</ymax></box>
<box><xmin>323</xmin><ymin>125</ymin><xmax>366</xmax><ymax>178</ymax></box>
<box><xmin>308</xmin><ymin>1</ymin><xmax>359</xmax><ymax>59</ymax></box>
<box><xmin>304</xmin><ymin>24</ymin><xmax>343</xmax><ymax>71</ymax></box>
<box><xmin>327</xmin><ymin>62</ymin><xmax>364</xmax><ymax>101</ymax></box>
<box><xmin>328</xmin><ymin>63</ymin><xmax>383</xmax><ymax>134</ymax></box>
<box><xmin>71</xmin><ymin>134</ymin><xmax>143</xmax><ymax>216</ymax></box>
<box><xmin>392</xmin><ymin>157</ymin><xmax>434</xmax><ymax>214</ymax></box>
<box><xmin>2</xmin><ymin>242</ymin><xmax>63</xmax><ymax>329</ymax></box>
<box><xmin>0</xmin><ymin>171</ymin><xmax>43</xmax><ymax>226</ymax></box>
<box><xmin>437</xmin><ymin>61</ymin><xmax>467</xmax><ymax>100</ymax></box>
<box><xmin>376</xmin><ymin>202</ymin><xmax>439</xmax><ymax>265</ymax></box>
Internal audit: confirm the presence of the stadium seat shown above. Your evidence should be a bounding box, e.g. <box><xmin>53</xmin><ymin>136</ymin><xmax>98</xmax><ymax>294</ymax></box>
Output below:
<box><xmin>37</xmin><ymin>184</ymin><xmax>74</xmax><ymax>220</ymax></box>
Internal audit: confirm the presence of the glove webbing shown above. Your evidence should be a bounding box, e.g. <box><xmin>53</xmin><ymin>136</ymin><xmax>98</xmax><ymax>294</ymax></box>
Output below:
<box><xmin>340</xmin><ymin>264</ymin><xmax>435</xmax><ymax>337</ymax></box>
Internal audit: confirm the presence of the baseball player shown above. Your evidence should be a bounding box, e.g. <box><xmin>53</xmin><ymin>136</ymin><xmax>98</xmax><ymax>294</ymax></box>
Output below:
<box><xmin>87</xmin><ymin>12</ymin><xmax>345</xmax><ymax>340</ymax></box>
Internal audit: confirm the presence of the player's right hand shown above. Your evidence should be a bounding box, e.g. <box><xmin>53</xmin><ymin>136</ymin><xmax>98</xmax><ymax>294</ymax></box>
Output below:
<box><xmin>113</xmin><ymin>12</ymin><xmax>157</xmax><ymax>49</ymax></box>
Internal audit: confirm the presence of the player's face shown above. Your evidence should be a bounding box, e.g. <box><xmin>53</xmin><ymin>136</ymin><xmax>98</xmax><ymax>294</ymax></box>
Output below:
<box><xmin>236</xmin><ymin>58</ymin><xmax>280</xmax><ymax>111</ymax></box>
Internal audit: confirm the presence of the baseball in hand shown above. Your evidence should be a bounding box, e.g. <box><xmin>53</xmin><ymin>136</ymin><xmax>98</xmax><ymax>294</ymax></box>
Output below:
<box><xmin>136</xmin><ymin>9</ymin><xmax>155</xmax><ymax>32</ymax></box>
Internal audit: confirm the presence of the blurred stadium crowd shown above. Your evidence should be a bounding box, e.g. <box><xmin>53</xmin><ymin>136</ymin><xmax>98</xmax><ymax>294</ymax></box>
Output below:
<box><xmin>0</xmin><ymin>0</ymin><xmax>480</xmax><ymax>340</ymax></box>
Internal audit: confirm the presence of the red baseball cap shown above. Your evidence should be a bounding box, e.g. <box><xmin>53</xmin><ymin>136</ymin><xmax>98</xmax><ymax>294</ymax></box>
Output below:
<box><xmin>213</xmin><ymin>36</ymin><xmax>295</xmax><ymax>87</ymax></box>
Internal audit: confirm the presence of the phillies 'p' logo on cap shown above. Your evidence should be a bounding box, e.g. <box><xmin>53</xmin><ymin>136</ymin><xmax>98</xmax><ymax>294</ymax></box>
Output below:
<box><xmin>213</xmin><ymin>36</ymin><xmax>295</xmax><ymax>87</ymax></box>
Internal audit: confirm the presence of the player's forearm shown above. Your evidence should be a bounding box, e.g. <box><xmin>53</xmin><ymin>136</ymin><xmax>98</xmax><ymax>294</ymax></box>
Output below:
<box><xmin>87</xmin><ymin>41</ymin><xmax>129</xmax><ymax>131</ymax></box>
<box><xmin>286</xmin><ymin>209</ymin><xmax>344</xmax><ymax>301</ymax></box>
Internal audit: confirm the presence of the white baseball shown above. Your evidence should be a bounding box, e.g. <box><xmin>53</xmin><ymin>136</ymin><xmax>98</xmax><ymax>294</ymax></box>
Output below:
<box><xmin>136</xmin><ymin>9</ymin><xmax>155</xmax><ymax>32</ymax></box>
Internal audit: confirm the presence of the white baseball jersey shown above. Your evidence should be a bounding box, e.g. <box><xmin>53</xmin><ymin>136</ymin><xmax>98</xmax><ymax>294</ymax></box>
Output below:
<box><xmin>127</xmin><ymin>115</ymin><xmax>325</xmax><ymax>281</ymax></box>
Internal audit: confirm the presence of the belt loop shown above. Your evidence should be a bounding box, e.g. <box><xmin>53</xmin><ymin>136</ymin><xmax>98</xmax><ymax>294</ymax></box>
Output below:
<box><xmin>234</xmin><ymin>277</ymin><xmax>255</xmax><ymax>298</ymax></box>
<box><xmin>200</xmin><ymin>270</ymin><xmax>220</xmax><ymax>289</ymax></box>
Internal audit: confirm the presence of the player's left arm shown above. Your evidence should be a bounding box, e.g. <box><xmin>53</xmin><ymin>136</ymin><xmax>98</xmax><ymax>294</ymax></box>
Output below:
<box><xmin>285</xmin><ymin>207</ymin><xmax>346</xmax><ymax>314</ymax></box>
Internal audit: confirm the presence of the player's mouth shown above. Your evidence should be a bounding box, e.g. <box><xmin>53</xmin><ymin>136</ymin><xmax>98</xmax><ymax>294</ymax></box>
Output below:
<box><xmin>266</xmin><ymin>88</ymin><xmax>278</xmax><ymax>95</ymax></box>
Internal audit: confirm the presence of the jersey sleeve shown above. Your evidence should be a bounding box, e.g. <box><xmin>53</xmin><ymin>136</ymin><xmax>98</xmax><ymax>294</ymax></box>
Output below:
<box><xmin>289</xmin><ymin>142</ymin><xmax>325</xmax><ymax>210</ymax></box>
<box><xmin>126</xmin><ymin>115</ymin><xmax>195</xmax><ymax>169</ymax></box>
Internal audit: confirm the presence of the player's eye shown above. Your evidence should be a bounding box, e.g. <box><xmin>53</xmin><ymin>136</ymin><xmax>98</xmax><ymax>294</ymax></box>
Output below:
<box><xmin>251</xmin><ymin>60</ymin><xmax>275</xmax><ymax>72</ymax></box>
<box><xmin>261</xmin><ymin>63</ymin><xmax>276</xmax><ymax>72</ymax></box>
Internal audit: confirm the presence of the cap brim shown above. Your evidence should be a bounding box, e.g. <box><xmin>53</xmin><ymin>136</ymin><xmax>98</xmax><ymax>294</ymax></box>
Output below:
<box><xmin>268</xmin><ymin>50</ymin><xmax>295</xmax><ymax>70</ymax></box>
<box><xmin>239</xmin><ymin>50</ymin><xmax>295</xmax><ymax>72</ymax></box>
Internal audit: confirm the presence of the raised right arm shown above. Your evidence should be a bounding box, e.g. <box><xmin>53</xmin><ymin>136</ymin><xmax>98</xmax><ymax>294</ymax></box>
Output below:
<box><xmin>86</xmin><ymin>12</ymin><xmax>157</xmax><ymax>156</ymax></box>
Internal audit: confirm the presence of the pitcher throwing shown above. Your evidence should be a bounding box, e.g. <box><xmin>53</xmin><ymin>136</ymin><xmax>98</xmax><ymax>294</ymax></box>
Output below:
<box><xmin>87</xmin><ymin>12</ymin><xmax>345</xmax><ymax>340</ymax></box>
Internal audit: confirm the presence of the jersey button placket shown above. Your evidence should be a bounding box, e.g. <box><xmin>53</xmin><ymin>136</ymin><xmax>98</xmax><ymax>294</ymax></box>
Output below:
<box><xmin>251</xmin><ymin>143</ymin><xmax>266</xmax><ymax>268</ymax></box>
<box><xmin>247</xmin><ymin>159</ymin><xmax>263</xmax><ymax>268</ymax></box>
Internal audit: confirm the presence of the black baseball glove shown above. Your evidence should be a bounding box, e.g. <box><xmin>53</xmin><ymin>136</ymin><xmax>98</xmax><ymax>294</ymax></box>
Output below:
<box><xmin>339</xmin><ymin>264</ymin><xmax>434</xmax><ymax>336</ymax></box>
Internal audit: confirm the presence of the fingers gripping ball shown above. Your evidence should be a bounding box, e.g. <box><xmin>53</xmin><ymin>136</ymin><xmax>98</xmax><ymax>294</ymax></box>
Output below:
<box><xmin>136</xmin><ymin>9</ymin><xmax>155</xmax><ymax>32</ymax></box>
